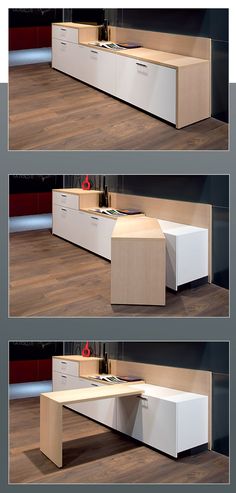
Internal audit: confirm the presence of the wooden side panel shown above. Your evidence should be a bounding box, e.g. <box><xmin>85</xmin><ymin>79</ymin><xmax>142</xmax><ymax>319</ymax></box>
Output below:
<box><xmin>110</xmin><ymin>193</ymin><xmax>212</xmax><ymax>282</ymax></box>
<box><xmin>78</xmin><ymin>26</ymin><xmax>99</xmax><ymax>43</ymax></box>
<box><xmin>79</xmin><ymin>359</ymin><xmax>100</xmax><ymax>377</ymax></box>
<box><xmin>177</xmin><ymin>63</ymin><xmax>211</xmax><ymax>128</ymax></box>
<box><xmin>40</xmin><ymin>395</ymin><xmax>62</xmax><ymax>468</ymax></box>
<box><xmin>111</xmin><ymin>238</ymin><xmax>166</xmax><ymax>305</ymax></box>
<box><xmin>79</xmin><ymin>192</ymin><xmax>100</xmax><ymax>209</ymax></box>
<box><xmin>110</xmin><ymin>27</ymin><xmax>211</xmax><ymax>60</ymax></box>
<box><xmin>110</xmin><ymin>359</ymin><xmax>212</xmax><ymax>448</ymax></box>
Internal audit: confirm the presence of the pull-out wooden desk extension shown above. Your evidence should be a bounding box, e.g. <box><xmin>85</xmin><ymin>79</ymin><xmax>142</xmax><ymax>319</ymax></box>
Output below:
<box><xmin>40</xmin><ymin>384</ymin><xmax>143</xmax><ymax>468</ymax></box>
<box><xmin>111</xmin><ymin>216</ymin><xmax>166</xmax><ymax>305</ymax></box>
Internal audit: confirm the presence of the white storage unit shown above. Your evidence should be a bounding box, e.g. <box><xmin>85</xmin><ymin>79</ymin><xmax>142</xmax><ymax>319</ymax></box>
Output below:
<box><xmin>116</xmin><ymin>384</ymin><xmax>208</xmax><ymax>458</ymax></box>
<box><xmin>116</xmin><ymin>55</ymin><xmax>176</xmax><ymax>124</ymax></box>
<box><xmin>158</xmin><ymin>219</ymin><xmax>208</xmax><ymax>291</ymax></box>
<box><xmin>53</xmin><ymin>357</ymin><xmax>79</xmax><ymax>377</ymax></box>
<box><xmin>52</xmin><ymin>192</ymin><xmax>116</xmax><ymax>260</ymax></box>
<box><xmin>52</xmin><ymin>364</ymin><xmax>208</xmax><ymax>458</ymax></box>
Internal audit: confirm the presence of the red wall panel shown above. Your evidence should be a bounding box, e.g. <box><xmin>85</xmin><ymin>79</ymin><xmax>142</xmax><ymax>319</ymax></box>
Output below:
<box><xmin>9</xmin><ymin>26</ymin><xmax>52</xmax><ymax>51</ymax></box>
<box><xmin>9</xmin><ymin>359</ymin><xmax>52</xmax><ymax>383</ymax></box>
<box><xmin>9</xmin><ymin>192</ymin><xmax>52</xmax><ymax>217</ymax></box>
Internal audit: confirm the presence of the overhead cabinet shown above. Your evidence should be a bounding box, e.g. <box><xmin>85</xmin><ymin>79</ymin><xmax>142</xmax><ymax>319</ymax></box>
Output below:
<box><xmin>52</xmin><ymin>23</ymin><xmax>211</xmax><ymax>128</ymax></box>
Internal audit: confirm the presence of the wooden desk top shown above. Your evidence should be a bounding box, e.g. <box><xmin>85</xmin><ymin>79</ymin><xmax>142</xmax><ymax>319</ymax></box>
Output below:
<box><xmin>118</xmin><ymin>47</ymin><xmax>209</xmax><ymax>68</ymax></box>
<box><xmin>41</xmin><ymin>383</ymin><xmax>143</xmax><ymax>404</ymax></box>
<box><xmin>53</xmin><ymin>355</ymin><xmax>101</xmax><ymax>362</ymax></box>
<box><xmin>81</xmin><ymin>43</ymin><xmax>209</xmax><ymax>69</ymax></box>
<box><xmin>112</xmin><ymin>216</ymin><xmax>165</xmax><ymax>239</ymax></box>
<box><xmin>53</xmin><ymin>22</ymin><xmax>99</xmax><ymax>30</ymax></box>
<box><xmin>53</xmin><ymin>188</ymin><xmax>101</xmax><ymax>195</ymax></box>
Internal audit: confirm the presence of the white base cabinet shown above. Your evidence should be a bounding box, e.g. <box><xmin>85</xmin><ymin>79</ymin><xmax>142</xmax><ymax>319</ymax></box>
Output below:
<box><xmin>52</xmin><ymin>367</ymin><xmax>208</xmax><ymax>458</ymax></box>
<box><xmin>116</xmin><ymin>390</ymin><xmax>208</xmax><ymax>457</ymax></box>
<box><xmin>52</xmin><ymin>191</ymin><xmax>116</xmax><ymax>260</ymax></box>
<box><xmin>158</xmin><ymin>220</ymin><xmax>208</xmax><ymax>291</ymax></box>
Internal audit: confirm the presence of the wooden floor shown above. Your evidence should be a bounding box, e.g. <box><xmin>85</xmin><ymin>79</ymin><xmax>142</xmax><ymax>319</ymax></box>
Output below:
<box><xmin>9</xmin><ymin>397</ymin><xmax>229</xmax><ymax>484</ymax></box>
<box><xmin>9</xmin><ymin>229</ymin><xmax>229</xmax><ymax>317</ymax></box>
<box><xmin>9</xmin><ymin>63</ymin><xmax>228</xmax><ymax>151</ymax></box>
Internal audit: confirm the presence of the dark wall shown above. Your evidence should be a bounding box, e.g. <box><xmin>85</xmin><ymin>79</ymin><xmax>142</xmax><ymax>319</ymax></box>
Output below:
<box><xmin>65</xmin><ymin>174</ymin><xmax>229</xmax><ymax>290</ymax></box>
<box><xmin>106</xmin><ymin>9</ymin><xmax>229</xmax><ymax>123</ymax></box>
<box><xmin>72</xmin><ymin>9</ymin><xmax>105</xmax><ymax>25</ymax></box>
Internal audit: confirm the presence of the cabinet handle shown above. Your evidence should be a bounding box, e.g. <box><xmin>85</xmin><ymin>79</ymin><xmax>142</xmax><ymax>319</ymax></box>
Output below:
<box><xmin>91</xmin><ymin>216</ymin><xmax>99</xmax><ymax>220</ymax></box>
<box><xmin>137</xmin><ymin>395</ymin><xmax>148</xmax><ymax>401</ymax></box>
<box><xmin>61</xmin><ymin>375</ymin><xmax>67</xmax><ymax>379</ymax></box>
<box><xmin>61</xmin><ymin>194</ymin><xmax>67</xmax><ymax>197</ymax></box>
<box><xmin>61</xmin><ymin>361</ymin><xmax>67</xmax><ymax>364</ymax></box>
<box><xmin>60</xmin><ymin>28</ymin><xmax>67</xmax><ymax>31</ymax></box>
<box><xmin>91</xmin><ymin>383</ymin><xmax>99</xmax><ymax>387</ymax></box>
<box><xmin>61</xmin><ymin>208</ymin><xmax>67</xmax><ymax>212</ymax></box>
<box><xmin>136</xmin><ymin>62</ymin><xmax>147</xmax><ymax>68</ymax></box>
<box><xmin>61</xmin><ymin>42</ymin><xmax>67</xmax><ymax>46</ymax></box>
<box><xmin>91</xmin><ymin>50</ymin><xmax>98</xmax><ymax>54</ymax></box>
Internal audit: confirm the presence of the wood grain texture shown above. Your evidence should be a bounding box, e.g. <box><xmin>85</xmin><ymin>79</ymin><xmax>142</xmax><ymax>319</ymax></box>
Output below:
<box><xmin>110</xmin><ymin>193</ymin><xmax>212</xmax><ymax>281</ymax></box>
<box><xmin>40</xmin><ymin>395</ymin><xmax>62</xmax><ymax>467</ymax></box>
<box><xmin>177</xmin><ymin>63</ymin><xmax>211</xmax><ymax>128</ymax></box>
<box><xmin>9</xmin><ymin>397</ymin><xmax>229</xmax><ymax>484</ymax></box>
<box><xmin>111</xmin><ymin>217</ymin><xmax>166</xmax><ymax>305</ymax></box>
<box><xmin>111</xmin><ymin>360</ymin><xmax>212</xmax><ymax>448</ymax></box>
<box><xmin>9</xmin><ymin>229</ymin><xmax>229</xmax><ymax>317</ymax></box>
<box><xmin>9</xmin><ymin>63</ymin><xmax>228</xmax><ymax>150</ymax></box>
<box><xmin>110</xmin><ymin>27</ymin><xmax>211</xmax><ymax>60</ymax></box>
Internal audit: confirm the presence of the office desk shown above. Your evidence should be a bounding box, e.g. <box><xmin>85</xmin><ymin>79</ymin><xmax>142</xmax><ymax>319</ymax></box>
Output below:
<box><xmin>40</xmin><ymin>381</ymin><xmax>208</xmax><ymax>467</ymax></box>
<box><xmin>40</xmin><ymin>384</ymin><xmax>143</xmax><ymax>467</ymax></box>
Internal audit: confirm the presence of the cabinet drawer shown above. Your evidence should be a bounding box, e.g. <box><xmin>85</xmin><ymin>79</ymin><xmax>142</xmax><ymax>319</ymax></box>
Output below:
<box><xmin>52</xmin><ymin>25</ymin><xmax>78</xmax><ymax>44</ymax></box>
<box><xmin>53</xmin><ymin>358</ymin><xmax>79</xmax><ymax>377</ymax></box>
<box><xmin>53</xmin><ymin>371</ymin><xmax>81</xmax><ymax>391</ymax></box>
<box><xmin>79</xmin><ymin>212</ymin><xmax>116</xmax><ymax>260</ymax></box>
<box><xmin>52</xmin><ymin>205</ymin><xmax>79</xmax><ymax>243</ymax></box>
<box><xmin>53</xmin><ymin>191</ymin><xmax>79</xmax><ymax>210</ymax></box>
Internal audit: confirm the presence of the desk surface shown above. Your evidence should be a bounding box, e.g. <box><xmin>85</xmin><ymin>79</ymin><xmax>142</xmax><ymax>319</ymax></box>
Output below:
<box><xmin>41</xmin><ymin>383</ymin><xmax>143</xmax><ymax>404</ymax></box>
<box><xmin>112</xmin><ymin>216</ymin><xmax>165</xmax><ymax>239</ymax></box>
<box><xmin>53</xmin><ymin>22</ymin><xmax>99</xmax><ymax>29</ymax></box>
<box><xmin>53</xmin><ymin>355</ymin><xmax>101</xmax><ymax>362</ymax></box>
<box><xmin>53</xmin><ymin>188</ymin><xmax>101</xmax><ymax>195</ymax></box>
<box><xmin>81</xmin><ymin>43</ymin><xmax>209</xmax><ymax>69</ymax></box>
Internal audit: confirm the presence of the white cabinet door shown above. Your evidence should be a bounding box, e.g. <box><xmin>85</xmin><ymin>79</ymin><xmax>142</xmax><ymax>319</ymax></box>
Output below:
<box><xmin>78</xmin><ymin>212</ymin><xmax>115</xmax><ymax>260</ymax></box>
<box><xmin>52</xmin><ymin>205</ymin><xmax>78</xmax><ymax>244</ymax></box>
<box><xmin>81</xmin><ymin>47</ymin><xmax>117</xmax><ymax>95</ymax></box>
<box><xmin>52</xmin><ymin>38</ymin><xmax>80</xmax><ymax>79</ymax></box>
<box><xmin>53</xmin><ymin>191</ymin><xmax>79</xmax><ymax>210</ymax></box>
<box><xmin>117</xmin><ymin>394</ymin><xmax>178</xmax><ymax>457</ymax></box>
<box><xmin>116</xmin><ymin>55</ymin><xmax>176</xmax><ymax>124</ymax></box>
<box><xmin>52</xmin><ymin>25</ymin><xmax>78</xmax><ymax>44</ymax></box>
